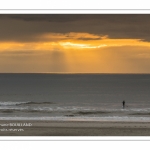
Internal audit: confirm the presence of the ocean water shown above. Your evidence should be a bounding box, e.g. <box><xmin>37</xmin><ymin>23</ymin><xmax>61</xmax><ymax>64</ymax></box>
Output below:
<box><xmin>0</xmin><ymin>73</ymin><xmax>150</xmax><ymax>122</ymax></box>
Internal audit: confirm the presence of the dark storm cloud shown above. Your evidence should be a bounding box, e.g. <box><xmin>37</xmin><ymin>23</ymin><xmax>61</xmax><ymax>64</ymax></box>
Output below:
<box><xmin>0</xmin><ymin>14</ymin><xmax>148</xmax><ymax>24</ymax></box>
<box><xmin>0</xmin><ymin>14</ymin><xmax>94</xmax><ymax>22</ymax></box>
<box><xmin>77</xmin><ymin>38</ymin><xmax>102</xmax><ymax>41</ymax></box>
<box><xmin>1</xmin><ymin>14</ymin><xmax>150</xmax><ymax>42</ymax></box>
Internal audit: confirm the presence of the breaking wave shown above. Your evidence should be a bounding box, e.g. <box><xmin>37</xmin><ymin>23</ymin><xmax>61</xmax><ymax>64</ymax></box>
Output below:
<box><xmin>0</xmin><ymin>101</ymin><xmax>53</xmax><ymax>106</ymax></box>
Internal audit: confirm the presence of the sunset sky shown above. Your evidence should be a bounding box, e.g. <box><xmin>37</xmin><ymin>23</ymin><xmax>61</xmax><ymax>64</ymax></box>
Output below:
<box><xmin>1</xmin><ymin>14</ymin><xmax>150</xmax><ymax>73</ymax></box>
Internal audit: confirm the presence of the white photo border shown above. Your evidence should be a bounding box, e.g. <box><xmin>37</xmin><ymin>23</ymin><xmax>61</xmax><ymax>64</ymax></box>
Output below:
<box><xmin>0</xmin><ymin>9</ymin><xmax>150</xmax><ymax>141</ymax></box>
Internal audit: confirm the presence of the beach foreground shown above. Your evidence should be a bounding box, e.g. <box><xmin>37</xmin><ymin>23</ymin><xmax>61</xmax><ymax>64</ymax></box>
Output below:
<box><xmin>0</xmin><ymin>120</ymin><xmax>150</xmax><ymax>136</ymax></box>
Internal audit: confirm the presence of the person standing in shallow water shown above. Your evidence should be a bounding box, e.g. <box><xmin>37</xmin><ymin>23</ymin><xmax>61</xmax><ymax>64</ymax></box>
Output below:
<box><xmin>122</xmin><ymin>101</ymin><xmax>125</xmax><ymax>109</ymax></box>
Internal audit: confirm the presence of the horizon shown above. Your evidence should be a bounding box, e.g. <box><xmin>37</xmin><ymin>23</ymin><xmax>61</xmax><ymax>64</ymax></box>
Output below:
<box><xmin>1</xmin><ymin>72</ymin><xmax>150</xmax><ymax>74</ymax></box>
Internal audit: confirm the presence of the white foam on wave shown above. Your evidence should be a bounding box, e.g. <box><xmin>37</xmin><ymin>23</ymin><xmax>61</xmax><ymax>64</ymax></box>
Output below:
<box><xmin>0</xmin><ymin>101</ymin><xmax>54</xmax><ymax>106</ymax></box>
<box><xmin>54</xmin><ymin>106</ymin><xmax>95</xmax><ymax>111</ymax></box>
<box><xmin>99</xmin><ymin>108</ymin><xmax>150</xmax><ymax>112</ymax></box>
<box><xmin>0</xmin><ymin>102</ymin><xmax>150</xmax><ymax>115</ymax></box>
<box><xmin>0</xmin><ymin>105</ymin><xmax>95</xmax><ymax>112</ymax></box>
<box><xmin>0</xmin><ymin>101</ymin><xmax>31</xmax><ymax>106</ymax></box>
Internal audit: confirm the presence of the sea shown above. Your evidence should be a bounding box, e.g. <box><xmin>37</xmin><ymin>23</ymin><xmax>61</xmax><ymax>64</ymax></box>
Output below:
<box><xmin>0</xmin><ymin>73</ymin><xmax>150</xmax><ymax>122</ymax></box>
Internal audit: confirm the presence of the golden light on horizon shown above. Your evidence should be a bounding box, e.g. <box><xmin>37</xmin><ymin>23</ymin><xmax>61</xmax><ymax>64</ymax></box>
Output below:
<box><xmin>59</xmin><ymin>42</ymin><xmax>107</xmax><ymax>49</ymax></box>
<box><xmin>1</xmin><ymin>32</ymin><xmax>150</xmax><ymax>52</ymax></box>
<box><xmin>1</xmin><ymin>32</ymin><xmax>150</xmax><ymax>73</ymax></box>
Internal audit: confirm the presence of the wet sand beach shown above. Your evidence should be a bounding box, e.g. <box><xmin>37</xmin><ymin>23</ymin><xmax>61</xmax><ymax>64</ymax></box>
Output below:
<box><xmin>0</xmin><ymin>120</ymin><xmax>150</xmax><ymax>136</ymax></box>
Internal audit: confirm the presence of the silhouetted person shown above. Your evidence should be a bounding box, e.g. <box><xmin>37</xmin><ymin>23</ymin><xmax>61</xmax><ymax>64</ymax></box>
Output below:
<box><xmin>122</xmin><ymin>101</ymin><xmax>125</xmax><ymax>109</ymax></box>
